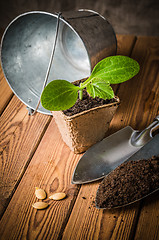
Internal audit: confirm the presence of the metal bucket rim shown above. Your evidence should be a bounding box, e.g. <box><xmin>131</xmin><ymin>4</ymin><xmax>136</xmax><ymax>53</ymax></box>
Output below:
<box><xmin>78</xmin><ymin>8</ymin><xmax>117</xmax><ymax>53</ymax></box>
<box><xmin>0</xmin><ymin>10</ymin><xmax>93</xmax><ymax>115</ymax></box>
<box><xmin>0</xmin><ymin>10</ymin><xmax>117</xmax><ymax>115</ymax></box>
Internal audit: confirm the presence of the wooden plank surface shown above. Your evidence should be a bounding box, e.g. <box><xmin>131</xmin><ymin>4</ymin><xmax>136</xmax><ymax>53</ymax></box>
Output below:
<box><xmin>0</xmin><ymin>118</ymin><xmax>82</xmax><ymax>239</ymax></box>
<box><xmin>62</xmin><ymin>36</ymin><xmax>159</xmax><ymax>240</ymax></box>
<box><xmin>62</xmin><ymin>35</ymin><xmax>139</xmax><ymax>240</ymax></box>
<box><xmin>100</xmin><ymin>36</ymin><xmax>159</xmax><ymax>240</ymax></box>
<box><xmin>111</xmin><ymin>35</ymin><xmax>137</xmax><ymax>95</ymax></box>
<box><xmin>0</xmin><ymin>95</ymin><xmax>51</xmax><ymax>218</ymax></box>
<box><xmin>0</xmin><ymin>35</ymin><xmax>158</xmax><ymax>240</ymax></box>
<box><xmin>0</xmin><ymin>35</ymin><xmax>135</xmax><ymax>239</ymax></box>
<box><xmin>134</xmin><ymin>192</ymin><xmax>159</xmax><ymax>240</ymax></box>
<box><xmin>115</xmin><ymin>36</ymin><xmax>159</xmax><ymax>129</ymax></box>
<box><xmin>133</xmin><ymin>36</ymin><xmax>159</xmax><ymax>240</ymax></box>
<box><xmin>116</xmin><ymin>34</ymin><xmax>137</xmax><ymax>56</ymax></box>
<box><xmin>0</xmin><ymin>64</ymin><xmax>13</xmax><ymax>114</ymax></box>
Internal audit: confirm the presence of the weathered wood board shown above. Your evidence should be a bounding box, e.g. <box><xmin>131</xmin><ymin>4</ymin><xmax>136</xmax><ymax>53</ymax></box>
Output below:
<box><xmin>0</xmin><ymin>35</ymin><xmax>158</xmax><ymax>240</ymax></box>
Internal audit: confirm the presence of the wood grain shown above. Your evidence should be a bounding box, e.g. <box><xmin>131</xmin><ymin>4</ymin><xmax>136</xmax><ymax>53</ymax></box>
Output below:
<box><xmin>0</xmin><ymin>64</ymin><xmax>13</xmax><ymax>114</ymax></box>
<box><xmin>0</xmin><ymin>35</ymin><xmax>158</xmax><ymax>240</ymax></box>
<box><xmin>0</xmin><ymin>34</ymin><xmax>137</xmax><ymax>240</ymax></box>
<box><xmin>62</xmin><ymin>37</ymin><xmax>159</xmax><ymax>239</ymax></box>
<box><xmin>0</xmin><ymin>36</ymin><xmax>134</xmax><ymax>240</ymax></box>
<box><xmin>0</xmin><ymin>118</ymin><xmax>81</xmax><ymax>240</ymax></box>
<box><xmin>0</xmin><ymin>95</ymin><xmax>51</xmax><ymax>218</ymax></box>
<box><xmin>62</xmin><ymin>35</ymin><xmax>138</xmax><ymax>240</ymax></box>
<box><xmin>99</xmin><ymin>36</ymin><xmax>159</xmax><ymax>240</ymax></box>
<box><xmin>111</xmin><ymin>34</ymin><xmax>136</xmax><ymax>94</ymax></box>
<box><xmin>134</xmin><ymin>192</ymin><xmax>159</xmax><ymax>240</ymax></box>
<box><xmin>116</xmin><ymin>34</ymin><xmax>137</xmax><ymax>56</ymax></box>
<box><xmin>109</xmin><ymin>36</ymin><xmax>159</xmax><ymax>134</ymax></box>
<box><xmin>125</xmin><ymin>36</ymin><xmax>158</xmax><ymax>126</ymax></box>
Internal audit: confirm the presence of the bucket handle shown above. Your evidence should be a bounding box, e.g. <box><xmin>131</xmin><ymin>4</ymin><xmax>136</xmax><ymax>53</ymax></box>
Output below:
<box><xmin>27</xmin><ymin>12</ymin><xmax>62</xmax><ymax>115</ymax></box>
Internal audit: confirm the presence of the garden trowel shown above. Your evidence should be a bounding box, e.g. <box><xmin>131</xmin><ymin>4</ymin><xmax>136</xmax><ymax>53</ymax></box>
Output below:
<box><xmin>72</xmin><ymin>115</ymin><xmax>159</xmax><ymax>184</ymax></box>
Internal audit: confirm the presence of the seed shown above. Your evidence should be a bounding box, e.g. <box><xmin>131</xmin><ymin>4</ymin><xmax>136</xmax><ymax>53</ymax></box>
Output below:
<box><xmin>49</xmin><ymin>192</ymin><xmax>66</xmax><ymax>200</ymax></box>
<box><xmin>32</xmin><ymin>202</ymin><xmax>49</xmax><ymax>209</ymax></box>
<box><xmin>35</xmin><ymin>187</ymin><xmax>46</xmax><ymax>200</ymax></box>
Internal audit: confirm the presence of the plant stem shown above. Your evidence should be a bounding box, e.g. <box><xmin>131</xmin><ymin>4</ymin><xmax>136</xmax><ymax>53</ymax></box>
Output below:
<box><xmin>79</xmin><ymin>89</ymin><xmax>83</xmax><ymax>100</ymax></box>
<box><xmin>79</xmin><ymin>82</ymin><xmax>85</xmax><ymax>100</ymax></box>
<box><xmin>80</xmin><ymin>77</ymin><xmax>92</xmax><ymax>88</ymax></box>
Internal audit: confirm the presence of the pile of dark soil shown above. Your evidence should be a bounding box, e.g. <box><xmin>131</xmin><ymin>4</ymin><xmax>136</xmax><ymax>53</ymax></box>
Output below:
<box><xmin>63</xmin><ymin>80</ymin><xmax>117</xmax><ymax>116</ymax></box>
<box><xmin>96</xmin><ymin>155</ymin><xmax>159</xmax><ymax>209</ymax></box>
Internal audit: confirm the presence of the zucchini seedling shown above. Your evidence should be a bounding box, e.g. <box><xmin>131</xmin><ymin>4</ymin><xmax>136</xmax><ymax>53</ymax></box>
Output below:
<box><xmin>41</xmin><ymin>55</ymin><xmax>140</xmax><ymax>111</ymax></box>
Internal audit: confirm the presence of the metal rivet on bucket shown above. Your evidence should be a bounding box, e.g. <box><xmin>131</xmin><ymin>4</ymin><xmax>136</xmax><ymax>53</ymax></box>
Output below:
<box><xmin>0</xmin><ymin>9</ymin><xmax>117</xmax><ymax>115</ymax></box>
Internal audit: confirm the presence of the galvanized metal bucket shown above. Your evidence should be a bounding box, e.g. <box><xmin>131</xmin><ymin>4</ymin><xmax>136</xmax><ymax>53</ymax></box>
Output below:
<box><xmin>0</xmin><ymin>9</ymin><xmax>117</xmax><ymax>115</ymax></box>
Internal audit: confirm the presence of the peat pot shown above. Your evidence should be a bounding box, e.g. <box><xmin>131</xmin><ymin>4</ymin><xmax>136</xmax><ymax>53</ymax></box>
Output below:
<box><xmin>53</xmin><ymin>97</ymin><xmax>120</xmax><ymax>154</ymax></box>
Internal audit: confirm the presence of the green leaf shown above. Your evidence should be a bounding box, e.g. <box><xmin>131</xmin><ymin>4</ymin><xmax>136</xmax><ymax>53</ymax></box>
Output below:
<box><xmin>41</xmin><ymin>56</ymin><xmax>140</xmax><ymax>112</ymax></box>
<box><xmin>41</xmin><ymin>80</ymin><xmax>80</xmax><ymax>111</ymax></box>
<box><xmin>87</xmin><ymin>78</ymin><xmax>114</xmax><ymax>100</ymax></box>
<box><xmin>87</xmin><ymin>55</ymin><xmax>140</xmax><ymax>84</ymax></box>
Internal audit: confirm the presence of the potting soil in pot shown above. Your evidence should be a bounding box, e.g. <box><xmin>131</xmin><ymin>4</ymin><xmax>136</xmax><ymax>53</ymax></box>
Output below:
<box><xmin>63</xmin><ymin>80</ymin><xmax>117</xmax><ymax>116</ymax></box>
<box><xmin>96</xmin><ymin>155</ymin><xmax>159</xmax><ymax>209</ymax></box>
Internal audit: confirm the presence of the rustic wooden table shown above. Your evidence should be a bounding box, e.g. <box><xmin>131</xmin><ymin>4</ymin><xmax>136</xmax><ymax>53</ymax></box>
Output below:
<box><xmin>0</xmin><ymin>35</ymin><xmax>159</xmax><ymax>240</ymax></box>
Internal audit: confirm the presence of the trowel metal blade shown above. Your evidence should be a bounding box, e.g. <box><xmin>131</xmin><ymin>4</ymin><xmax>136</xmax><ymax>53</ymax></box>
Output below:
<box><xmin>72</xmin><ymin>126</ymin><xmax>143</xmax><ymax>184</ymax></box>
